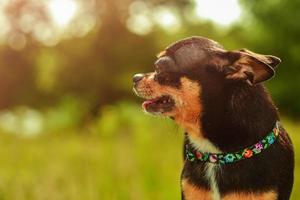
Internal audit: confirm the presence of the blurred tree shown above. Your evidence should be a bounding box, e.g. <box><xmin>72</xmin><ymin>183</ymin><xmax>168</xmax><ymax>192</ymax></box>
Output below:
<box><xmin>240</xmin><ymin>0</ymin><xmax>300</xmax><ymax>117</ymax></box>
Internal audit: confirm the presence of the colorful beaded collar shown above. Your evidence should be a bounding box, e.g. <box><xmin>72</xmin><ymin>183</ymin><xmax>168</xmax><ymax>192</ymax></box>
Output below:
<box><xmin>186</xmin><ymin>122</ymin><xmax>281</xmax><ymax>164</ymax></box>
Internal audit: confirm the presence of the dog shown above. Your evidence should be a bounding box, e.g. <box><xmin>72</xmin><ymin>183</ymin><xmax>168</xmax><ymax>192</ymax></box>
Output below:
<box><xmin>133</xmin><ymin>36</ymin><xmax>294</xmax><ymax>200</ymax></box>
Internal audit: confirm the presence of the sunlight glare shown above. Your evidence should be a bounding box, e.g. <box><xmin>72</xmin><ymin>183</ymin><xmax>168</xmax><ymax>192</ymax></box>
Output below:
<box><xmin>127</xmin><ymin>1</ymin><xmax>153</xmax><ymax>35</ymax></box>
<box><xmin>0</xmin><ymin>12</ymin><xmax>10</xmax><ymax>40</ymax></box>
<box><xmin>153</xmin><ymin>7</ymin><xmax>181</xmax><ymax>33</ymax></box>
<box><xmin>0</xmin><ymin>1</ymin><xmax>10</xmax><ymax>43</ymax></box>
<box><xmin>47</xmin><ymin>0</ymin><xmax>78</xmax><ymax>27</ymax></box>
<box><xmin>195</xmin><ymin>0</ymin><xmax>241</xmax><ymax>25</ymax></box>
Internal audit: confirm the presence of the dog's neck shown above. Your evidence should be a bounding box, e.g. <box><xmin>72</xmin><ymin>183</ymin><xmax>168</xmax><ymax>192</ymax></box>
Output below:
<box><xmin>196</xmin><ymin>84</ymin><xmax>279</xmax><ymax>152</ymax></box>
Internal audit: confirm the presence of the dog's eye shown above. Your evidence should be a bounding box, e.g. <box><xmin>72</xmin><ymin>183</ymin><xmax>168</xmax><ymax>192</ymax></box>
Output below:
<box><xmin>154</xmin><ymin>72</ymin><xmax>181</xmax><ymax>87</ymax></box>
<box><xmin>154</xmin><ymin>72</ymin><xmax>172</xmax><ymax>83</ymax></box>
<box><xmin>154</xmin><ymin>72</ymin><xmax>166</xmax><ymax>82</ymax></box>
<box><xmin>154</xmin><ymin>72</ymin><xmax>161</xmax><ymax>81</ymax></box>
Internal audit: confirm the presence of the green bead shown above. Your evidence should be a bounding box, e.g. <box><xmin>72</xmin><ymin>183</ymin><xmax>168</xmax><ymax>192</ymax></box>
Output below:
<box><xmin>202</xmin><ymin>153</ymin><xmax>209</xmax><ymax>161</ymax></box>
<box><xmin>187</xmin><ymin>152</ymin><xmax>195</xmax><ymax>161</ymax></box>
<box><xmin>219</xmin><ymin>160</ymin><xmax>225</xmax><ymax>164</ymax></box>
<box><xmin>235</xmin><ymin>153</ymin><xmax>242</xmax><ymax>160</ymax></box>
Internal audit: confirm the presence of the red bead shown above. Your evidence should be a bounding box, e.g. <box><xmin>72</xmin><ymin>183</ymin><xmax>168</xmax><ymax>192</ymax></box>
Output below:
<box><xmin>196</xmin><ymin>152</ymin><xmax>202</xmax><ymax>159</ymax></box>
<box><xmin>244</xmin><ymin>150</ymin><xmax>253</xmax><ymax>158</ymax></box>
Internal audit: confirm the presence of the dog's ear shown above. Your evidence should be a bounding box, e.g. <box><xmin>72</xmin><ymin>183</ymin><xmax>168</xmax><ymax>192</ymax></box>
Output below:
<box><xmin>222</xmin><ymin>50</ymin><xmax>281</xmax><ymax>85</ymax></box>
<box><xmin>238</xmin><ymin>48</ymin><xmax>281</xmax><ymax>69</ymax></box>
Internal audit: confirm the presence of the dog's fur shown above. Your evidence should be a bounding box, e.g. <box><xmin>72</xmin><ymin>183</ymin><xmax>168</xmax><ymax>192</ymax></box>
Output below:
<box><xmin>133</xmin><ymin>36</ymin><xmax>294</xmax><ymax>200</ymax></box>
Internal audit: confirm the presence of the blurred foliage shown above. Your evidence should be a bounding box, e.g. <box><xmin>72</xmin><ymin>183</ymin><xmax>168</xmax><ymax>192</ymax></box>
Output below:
<box><xmin>0</xmin><ymin>103</ymin><xmax>183</xmax><ymax>200</ymax></box>
<box><xmin>0</xmin><ymin>103</ymin><xmax>299</xmax><ymax>200</ymax></box>
<box><xmin>239</xmin><ymin>0</ymin><xmax>300</xmax><ymax>117</ymax></box>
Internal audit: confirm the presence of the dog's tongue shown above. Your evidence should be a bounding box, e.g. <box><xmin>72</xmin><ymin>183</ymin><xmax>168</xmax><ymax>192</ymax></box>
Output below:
<box><xmin>142</xmin><ymin>100</ymin><xmax>153</xmax><ymax>109</ymax></box>
<box><xmin>142</xmin><ymin>99</ymin><xmax>156</xmax><ymax>109</ymax></box>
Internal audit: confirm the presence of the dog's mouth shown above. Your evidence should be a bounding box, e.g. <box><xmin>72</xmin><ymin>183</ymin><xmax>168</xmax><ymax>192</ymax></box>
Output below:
<box><xmin>141</xmin><ymin>95</ymin><xmax>175</xmax><ymax>114</ymax></box>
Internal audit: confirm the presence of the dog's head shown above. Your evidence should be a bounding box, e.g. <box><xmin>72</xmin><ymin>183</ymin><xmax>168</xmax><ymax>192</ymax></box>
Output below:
<box><xmin>133</xmin><ymin>36</ymin><xmax>280</xmax><ymax>136</ymax></box>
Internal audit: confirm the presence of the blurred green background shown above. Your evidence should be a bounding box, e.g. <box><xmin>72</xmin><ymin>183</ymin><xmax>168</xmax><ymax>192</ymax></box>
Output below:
<box><xmin>0</xmin><ymin>0</ymin><xmax>299</xmax><ymax>199</ymax></box>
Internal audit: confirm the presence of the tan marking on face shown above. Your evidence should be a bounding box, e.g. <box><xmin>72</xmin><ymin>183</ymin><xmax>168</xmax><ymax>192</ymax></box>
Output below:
<box><xmin>222</xmin><ymin>191</ymin><xmax>278</xmax><ymax>200</ymax></box>
<box><xmin>135</xmin><ymin>75</ymin><xmax>203</xmax><ymax>137</ymax></box>
<box><xmin>134</xmin><ymin>73</ymin><xmax>161</xmax><ymax>99</ymax></box>
<box><xmin>182</xmin><ymin>179</ymin><xmax>212</xmax><ymax>200</ymax></box>
<box><xmin>171</xmin><ymin>77</ymin><xmax>202</xmax><ymax>138</ymax></box>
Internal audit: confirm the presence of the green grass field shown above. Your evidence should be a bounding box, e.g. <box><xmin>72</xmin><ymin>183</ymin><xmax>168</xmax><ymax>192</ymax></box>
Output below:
<box><xmin>0</xmin><ymin>103</ymin><xmax>299</xmax><ymax>200</ymax></box>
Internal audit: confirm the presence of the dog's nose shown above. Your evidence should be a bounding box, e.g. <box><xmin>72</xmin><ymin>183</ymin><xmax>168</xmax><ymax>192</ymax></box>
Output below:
<box><xmin>133</xmin><ymin>73</ymin><xmax>144</xmax><ymax>83</ymax></box>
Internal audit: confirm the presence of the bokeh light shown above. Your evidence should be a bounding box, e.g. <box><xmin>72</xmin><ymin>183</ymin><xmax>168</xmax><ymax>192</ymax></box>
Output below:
<box><xmin>194</xmin><ymin>0</ymin><xmax>241</xmax><ymax>25</ymax></box>
<box><xmin>126</xmin><ymin>1</ymin><xmax>153</xmax><ymax>35</ymax></box>
<box><xmin>47</xmin><ymin>0</ymin><xmax>78</xmax><ymax>27</ymax></box>
<box><xmin>153</xmin><ymin>6</ymin><xmax>181</xmax><ymax>34</ymax></box>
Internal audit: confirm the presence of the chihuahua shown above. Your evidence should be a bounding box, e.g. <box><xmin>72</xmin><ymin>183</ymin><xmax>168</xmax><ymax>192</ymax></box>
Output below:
<box><xmin>133</xmin><ymin>36</ymin><xmax>294</xmax><ymax>200</ymax></box>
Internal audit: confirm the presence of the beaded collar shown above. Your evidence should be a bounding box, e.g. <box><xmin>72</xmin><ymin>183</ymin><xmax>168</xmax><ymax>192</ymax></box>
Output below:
<box><xmin>186</xmin><ymin>121</ymin><xmax>281</xmax><ymax>164</ymax></box>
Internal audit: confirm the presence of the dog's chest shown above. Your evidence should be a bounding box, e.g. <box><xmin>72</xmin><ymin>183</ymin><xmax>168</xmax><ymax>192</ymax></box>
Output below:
<box><xmin>182</xmin><ymin>162</ymin><xmax>221</xmax><ymax>200</ymax></box>
<box><xmin>204</xmin><ymin>163</ymin><xmax>221</xmax><ymax>200</ymax></box>
<box><xmin>182</xmin><ymin>136</ymin><xmax>221</xmax><ymax>200</ymax></box>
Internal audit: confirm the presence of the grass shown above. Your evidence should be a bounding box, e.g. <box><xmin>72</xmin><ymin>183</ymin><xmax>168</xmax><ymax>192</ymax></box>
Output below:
<box><xmin>0</xmin><ymin>102</ymin><xmax>299</xmax><ymax>200</ymax></box>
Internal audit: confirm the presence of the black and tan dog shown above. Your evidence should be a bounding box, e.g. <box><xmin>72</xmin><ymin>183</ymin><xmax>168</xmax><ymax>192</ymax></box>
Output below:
<box><xmin>133</xmin><ymin>36</ymin><xmax>294</xmax><ymax>200</ymax></box>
